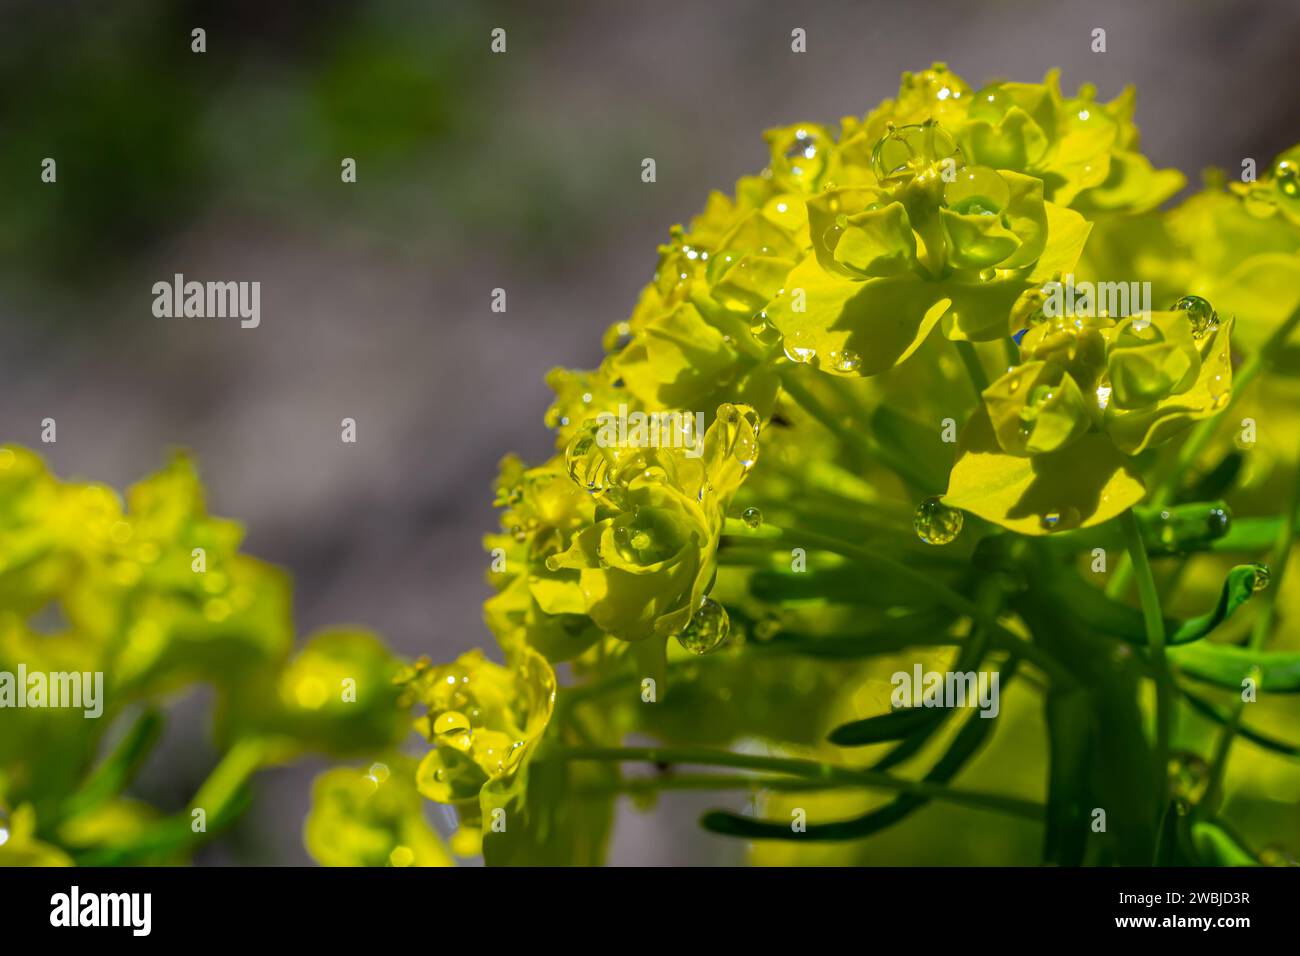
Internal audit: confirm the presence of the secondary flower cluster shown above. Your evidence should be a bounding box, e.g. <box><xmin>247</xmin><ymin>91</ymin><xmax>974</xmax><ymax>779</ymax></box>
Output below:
<box><xmin>0</xmin><ymin>448</ymin><xmax>407</xmax><ymax>866</ymax></box>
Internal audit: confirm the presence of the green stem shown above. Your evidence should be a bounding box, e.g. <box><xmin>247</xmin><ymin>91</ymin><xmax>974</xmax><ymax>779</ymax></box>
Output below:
<box><xmin>777</xmin><ymin>364</ymin><xmax>935</xmax><ymax>490</ymax></box>
<box><xmin>55</xmin><ymin>707</ymin><xmax>163</xmax><ymax>826</ymax></box>
<box><xmin>1120</xmin><ymin>509</ymin><xmax>1172</xmax><ymax>809</ymax></box>
<box><xmin>191</xmin><ymin>737</ymin><xmax>266</xmax><ymax>824</ymax></box>
<box><xmin>954</xmin><ymin>340</ymin><xmax>991</xmax><ymax>399</ymax></box>
<box><xmin>1002</xmin><ymin>336</ymin><xmax>1021</xmax><ymax>369</ymax></box>
<box><xmin>751</xmin><ymin>521</ymin><xmax>1076</xmax><ymax>687</ymax></box>
<box><xmin>577</xmin><ymin>774</ymin><xmax>864</xmax><ymax>797</ymax></box>
<box><xmin>554</xmin><ymin>745</ymin><xmax>1043</xmax><ymax>821</ymax></box>
<box><xmin>71</xmin><ymin>736</ymin><xmax>266</xmax><ymax>866</ymax></box>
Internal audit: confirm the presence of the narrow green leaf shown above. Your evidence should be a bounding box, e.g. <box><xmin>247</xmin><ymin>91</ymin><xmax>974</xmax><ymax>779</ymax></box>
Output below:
<box><xmin>701</xmin><ymin>661</ymin><xmax>1022</xmax><ymax>841</ymax></box>
<box><xmin>1170</xmin><ymin>642</ymin><xmax>1300</xmax><ymax>693</ymax></box>
<box><xmin>1049</xmin><ymin>564</ymin><xmax>1263</xmax><ymax>646</ymax></box>
<box><xmin>1168</xmin><ymin>565</ymin><xmax>1263</xmax><ymax>644</ymax></box>
<box><xmin>56</xmin><ymin>708</ymin><xmax>164</xmax><ymax>824</ymax></box>
<box><xmin>755</xmin><ymin>611</ymin><xmax>956</xmax><ymax>659</ymax></box>
<box><xmin>828</xmin><ymin>707</ymin><xmax>943</xmax><ymax>746</ymax></box>
<box><xmin>1191</xmin><ymin>821</ymin><xmax>1259</xmax><ymax>866</ymax></box>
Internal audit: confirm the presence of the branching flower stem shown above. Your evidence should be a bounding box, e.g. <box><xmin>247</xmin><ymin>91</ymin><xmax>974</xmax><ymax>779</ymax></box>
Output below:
<box><xmin>777</xmin><ymin>364</ymin><xmax>937</xmax><ymax>491</ymax></box>
<box><xmin>554</xmin><ymin>745</ymin><xmax>1044</xmax><ymax>821</ymax></box>
<box><xmin>725</xmin><ymin>521</ymin><xmax>1077</xmax><ymax>688</ymax></box>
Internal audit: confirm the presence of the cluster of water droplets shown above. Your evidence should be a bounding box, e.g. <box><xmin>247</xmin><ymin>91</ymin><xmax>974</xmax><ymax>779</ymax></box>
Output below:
<box><xmin>420</xmin><ymin>679</ymin><xmax>529</xmax><ymax>802</ymax></box>
<box><xmin>778</xmin><ymin>127</ymin><xmax>827</xmax><ymax>184</ymax></box>
<box><xmin>1242</xmin><ymin>155</ymin><xmax>1300</xmax><ymax>218</ymax></box>
<box><xmin>563</xmin><ymin>419</ymin><xmax>653</xmax><ymax>508</ymax></box>
<box><xmin>1149</xmin><ymin>504</ymin><xmax>1234</xmax><ymax>553</ymax></box>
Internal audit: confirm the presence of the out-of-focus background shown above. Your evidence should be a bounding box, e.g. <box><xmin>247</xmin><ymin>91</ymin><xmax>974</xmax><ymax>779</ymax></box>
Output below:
<box><xmin>3</xmin><ymin>0</ymin><xmax>1298</xmax><ymax>864</ymax></box>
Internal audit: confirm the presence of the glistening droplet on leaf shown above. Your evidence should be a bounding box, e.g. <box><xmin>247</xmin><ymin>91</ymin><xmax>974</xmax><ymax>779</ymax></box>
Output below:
<box><xmin>783</xmin><ymin>329</ymin><xmax>817</xmax><ymax>365</ymax></box>
<box><xmin>714</xmin><ymin>402</ymin><xmax>761</xmax><ymax>470</ymax></box>
<box><xmin>830</xmin><ymin>348</ymin><xmax>861</xmax><ymax>372</ymax></box>
<box><xmin>913</xmin><ymin>496</ymin><xmax>964</xmax><ymax>545</ymax></box>
<box><xmin>1038</xmin><ymin>506</ymin><xmax>1081</xmax><ymax>532</ymax></box>
<box><xmin>675</xmin><ymin>597</ymin><xmax>731</xmax><ymax>655</ymax></box>
<box><xmin>741</xmin><ymin>507</ymin><xmax>763</xmax><ymax>529</ymax></box>
<box><xmin>1274</xmin><ymin>157</ymin><xmax>1300</xmax><ymax>199</ymax></box>
<box><xmin>1250</xmin><ymin>563</ymin><xmax>1271</xmax><ymax>592</ymax></box>
<box><xmin>749</xmin><ymin>313</ymin><xmax>782</xmax><ymax>348</ymax></box>
<box><xmin>1171</xmin><ymin>295</ymin><xmax>1219</xmax><ymax>340</ymax></box>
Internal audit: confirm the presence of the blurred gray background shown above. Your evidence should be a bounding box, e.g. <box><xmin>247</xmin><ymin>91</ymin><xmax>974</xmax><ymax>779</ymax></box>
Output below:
<box><xmin>3</xmin><ymin>0</ymin><xmax>1298</xmax><ymax>864</ymax></box>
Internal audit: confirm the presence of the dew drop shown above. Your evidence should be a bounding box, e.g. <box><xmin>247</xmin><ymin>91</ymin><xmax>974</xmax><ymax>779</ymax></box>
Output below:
<box><xmin>1250</xmin><ymin>563</ymin><xmax>1271</xmax><ymax>592</ymax></box>
<box><xmin>783</xmin><ymin>330</ymin><xmax>818</xmax><ymax>365</ymax></box>
<box><xmin>1038</xmin><ymin>507</ymin><xmax>1080</xmax><ymax>532</ymax></box>
<box><xmin>913</xmin><ymin>496</ymin><xmax>964</xmax><ymax>545</ymax></box>
<box><xmin>675</xmin><ymin>597</ymin><xmax>731</xmax><ymax>655</ymax></box>
<box><xmin>434</xmin><ymin>710</ymin><xmax>472</xmax><ymax>736</ymax></box>
<box><xmin>1205</xmin><ymin>507</ymin><xmax>1232</xmax><ymax>538</ymax></box>
<box><xmin>1274</xmin><ymin>157</ymin><xmax>1300</xmax><ymax>199</ymax></box>
<box><xmin>741</xmin><ymin>507</ymin><xmax>763</xmax><ymax>529</ymax></box>
<box><xmin>830</xmin><ymin>348</ymin><xmax>862</xmax><ymax>373</ymax></box>
<box><xmin>749</xmin><ymin>313</ymin><xmax>782</xmax><ymax>347</ymax></box>
<box><xmin>1171</xmin><ymin>295</ymin><xmax>1219</xmax><ymax>340</ymax></box>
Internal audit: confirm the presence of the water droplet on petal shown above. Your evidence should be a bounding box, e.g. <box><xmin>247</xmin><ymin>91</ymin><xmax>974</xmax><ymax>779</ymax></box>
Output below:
<box><xmin>675</xmin><ymin>598</ymin><xmax>731</xmax><ymax>655</ymax></box>
<box><xmin>830</xmin><ymin>348</ymin><xmax>862</xmax><ymax>373</ymax></box>
<box><xmin>1274</xmin><ymin>157</ymin><xmax>1300</xmax><ymax>199</ymax></box>
<box><xmin>1038</xmin><ymin>506</ymin><xmax>1081</xmax><ymax>532</ymax></box>
<box><xmin>783</xmin><ymin>330</ymin><xmax>817</xmax><ymax>365</ymax></box>
<box><xmin>913</xmin><ymin>496</ymin><xmax>964</xmax><ymax>545</ymax></box>
<box><xmin>1172</xmin><ymin>295</ymin><xmax>1219</xmax><ymax>339</ymax></box>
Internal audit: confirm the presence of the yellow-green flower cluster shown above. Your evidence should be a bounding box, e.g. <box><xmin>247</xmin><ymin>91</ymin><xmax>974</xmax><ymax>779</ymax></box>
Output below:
<box><xmin>418</xmin><ymin>66</ymin><xmax>1300</xmax><ymax>861</ymax></box>
<box><xmin>0</xmin><ymin>447</ymin><xmax>409</xmax><ymax>865</ymax></box>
